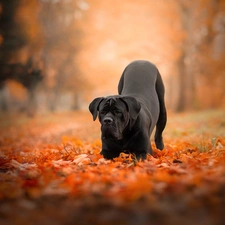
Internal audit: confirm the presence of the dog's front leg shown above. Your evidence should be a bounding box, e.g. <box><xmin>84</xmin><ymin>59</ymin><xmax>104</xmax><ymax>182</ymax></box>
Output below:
<box><xmin>125</xmin><ymin>131</ymin><xmax>151</xmax><ymax>161</ymax></box>
<box><xmin>100</xmin><ymin>139</ymin><xmax>122</xmax><ymax>159</ymax></box>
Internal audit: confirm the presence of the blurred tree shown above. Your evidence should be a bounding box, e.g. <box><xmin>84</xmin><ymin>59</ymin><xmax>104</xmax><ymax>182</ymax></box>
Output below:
<box><xmin>0</xmin><ymin>0</ymin><xmax>43</xmax><ymax>115</ymax></box>
<box><xmin>174</xmin><ymin>0</ymin><xmax>225</xmax><ymax>111</ymax></box>
<box><xmin>175</xmin><ymin>0</ymin><xmax>195</xmax><ymax>112</ymax></box>
<box><xmin>0</xmin><ymin>1</ymin><xmax>25</xmax><ymax>62</ymax></box>
<box><xmin>39</xmin><ymin>0</ymin><xmax>87</xmax><ymax>111</ymax></box>
<box><xmin>0</xmin><ymin>0</ymin><xmax>88</xmax><ymax>113</ymax></box>
<box><xmin>196</xmin><ymin>0</ymin><xmax>225</xmax><ymax>108</ymax></box>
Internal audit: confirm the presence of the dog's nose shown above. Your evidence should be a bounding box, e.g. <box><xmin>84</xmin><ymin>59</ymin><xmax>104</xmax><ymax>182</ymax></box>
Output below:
<box><xmin>103</xmin><ymin>117</ymin><xmax>113</xmax><ymax>125</ymax></box>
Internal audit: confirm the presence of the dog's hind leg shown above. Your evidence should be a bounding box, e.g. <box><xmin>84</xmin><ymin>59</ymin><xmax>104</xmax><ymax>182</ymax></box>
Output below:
<box><xmin>154</xmin><ymin>70</ymin><xmax>167</xmax><ymax>150</ymax></box>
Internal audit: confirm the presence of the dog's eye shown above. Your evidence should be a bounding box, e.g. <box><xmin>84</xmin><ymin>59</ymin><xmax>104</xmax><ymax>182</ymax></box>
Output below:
<box><xmin>99</xmin><ymin>111</ymin><xmax>106</xmax><ymax>116</ymax></box>
<box><xmin>114</xmin><ymin>110</ymin><xmax>122</xmax><ymax>115</ymax></box>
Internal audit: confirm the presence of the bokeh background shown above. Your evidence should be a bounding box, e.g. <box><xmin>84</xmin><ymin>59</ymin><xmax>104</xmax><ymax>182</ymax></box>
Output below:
<box><xmin>0</xmin><ymin>0</ymin><xmax>224</xmax><ymax>115</ymax></box>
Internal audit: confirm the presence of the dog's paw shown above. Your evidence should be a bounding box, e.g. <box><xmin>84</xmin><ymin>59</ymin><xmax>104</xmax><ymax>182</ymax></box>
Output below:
<box><xmin>155</xmin><ymin>139</ymin><xmax>164</xmax><ymax>150</ymax></box>
<box><xmin>100</xmin><ymin>149</ymin><xmax>120</xmax><ymax>160</ymax></box>
<box><xmin>131</xmin><ymin>151</ymin><xmax>147</xmax><ymax>161</ymax></box>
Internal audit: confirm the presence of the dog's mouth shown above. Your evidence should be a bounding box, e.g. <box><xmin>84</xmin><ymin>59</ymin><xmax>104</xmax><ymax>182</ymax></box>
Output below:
<box><xmin>101</xmin><ymin>123</ymin><xmax>122</xmax><ymax>140</ymax></box>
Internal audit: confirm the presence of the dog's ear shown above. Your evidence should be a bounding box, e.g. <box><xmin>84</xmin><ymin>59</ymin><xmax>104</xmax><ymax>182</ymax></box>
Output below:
<box><xmin>89</xmin><ymin>97</ymin><xmax>104</xmax><ymax>121</ymax></box>
<box><xmin>119</xmin><ymin>96</ymin><xmax>141</xmax><ymax>129</ymax></box>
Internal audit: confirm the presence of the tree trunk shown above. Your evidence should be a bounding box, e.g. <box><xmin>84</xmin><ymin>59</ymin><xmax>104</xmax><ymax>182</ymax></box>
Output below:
<box><xmin>176</xmin><ymin>54</ymin><xmax>186</xmax><ymax>112</ymax></box>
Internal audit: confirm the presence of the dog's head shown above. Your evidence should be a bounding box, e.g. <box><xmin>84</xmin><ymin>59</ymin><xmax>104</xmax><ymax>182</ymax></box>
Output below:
<box><xmin>89</xmin><ymin>96</ymin><xmax>141</xmax><ymax>140</ymax></box>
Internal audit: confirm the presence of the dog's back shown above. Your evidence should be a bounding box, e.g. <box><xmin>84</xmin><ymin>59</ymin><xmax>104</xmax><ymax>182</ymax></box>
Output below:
<box><xmin>118</xmin><ymin>60</ymin><xmax>157</xmax><ymax>95</ymax></box>
<box><xmin>118</xmin><ymin>60</ymin><xmax>167</xmax><ymax>149</ymax></box>
<box><xmin>118</xmin><ymin>60</ymin><xmax>160</xmax><ymax>119</ymax></box>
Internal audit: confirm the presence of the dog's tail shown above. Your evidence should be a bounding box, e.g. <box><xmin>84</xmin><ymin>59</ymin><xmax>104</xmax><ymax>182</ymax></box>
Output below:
<box><xmin>154</xmin><ymin>70</ymin><xmax>167</xmax><ymax>150</ymax></box>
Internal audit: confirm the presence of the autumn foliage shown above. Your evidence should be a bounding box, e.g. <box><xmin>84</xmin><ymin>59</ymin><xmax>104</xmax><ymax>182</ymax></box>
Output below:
<box><xmin>0</xmin><ymin>110</ymin><xmax>225</xmax><ymax>224</ymax></box>
<box><xmin>1</xmin><ymin>0</ymin><xmax>225</xmax><ymax>113</ymax></box>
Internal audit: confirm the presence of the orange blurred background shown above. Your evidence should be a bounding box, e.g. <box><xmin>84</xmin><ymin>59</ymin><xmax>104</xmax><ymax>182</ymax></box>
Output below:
<box><xmin>0</xmin><ymin>0</ymin><xmax>224</xmax><ymax>115</ymax></box>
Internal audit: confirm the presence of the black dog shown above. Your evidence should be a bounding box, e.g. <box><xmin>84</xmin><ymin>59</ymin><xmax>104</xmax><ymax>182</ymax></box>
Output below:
<box><xmin>89</xmin><ymin>60</ymin><xmax>167</xmax><ymax>160</ymax></box>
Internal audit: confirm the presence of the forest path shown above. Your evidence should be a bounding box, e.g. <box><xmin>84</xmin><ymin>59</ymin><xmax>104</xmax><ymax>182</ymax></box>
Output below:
<box><xmin>0</xmin><ymin>110</ymin><xmax>225</xmax><ymax>225</ymax></box>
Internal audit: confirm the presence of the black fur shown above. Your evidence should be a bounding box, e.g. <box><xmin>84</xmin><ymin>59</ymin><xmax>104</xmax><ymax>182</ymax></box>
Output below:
<box><xmin>89</xmin><ymin>60</ymin><xmax>167</xmax><ymax>160</ymax></box>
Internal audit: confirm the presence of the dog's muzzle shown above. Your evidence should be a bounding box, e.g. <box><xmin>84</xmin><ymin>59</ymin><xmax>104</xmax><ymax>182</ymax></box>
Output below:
<box><xmin>101</xmin><ymin>115</ymin><xmax>122</xmax><ymax>139</ymax></box>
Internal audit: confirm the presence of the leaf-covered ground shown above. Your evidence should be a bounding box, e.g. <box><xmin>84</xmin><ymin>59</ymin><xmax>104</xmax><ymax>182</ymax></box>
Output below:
<box><xmin>0</xmin><ymin>110</ymin><xmax>225</xmax><ymax>225</ymax></box>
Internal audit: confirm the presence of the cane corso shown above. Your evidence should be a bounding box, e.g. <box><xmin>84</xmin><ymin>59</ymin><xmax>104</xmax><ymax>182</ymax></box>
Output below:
<box><xmin>89</xmin><ymin>60</ymin><xmax>167</xmax><ymax>160</ymax></box>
